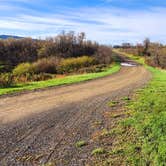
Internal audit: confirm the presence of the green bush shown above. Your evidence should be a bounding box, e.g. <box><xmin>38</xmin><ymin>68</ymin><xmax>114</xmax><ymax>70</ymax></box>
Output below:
<box><xmin>0</xmin><ymin>73</ymin><xmax>14</xmax><ymax>87</ymax></box>
<box><xmin>0</xmin><ymin>65</ymin><xmax>4</xmax><ymax>72</ymax></box>
<box><xmin>13</xmin><ymin>63</ymin><xmax>33</xmax><ymax>76</ymax></box>
<box><xmin>57</xmin><ymin>56</ymin><xmax>95</xmax><ymax>73</ymax></box>
<box><xmin>33</xmin><ymin>57</ymin><xmax>60</xmax><ymax>74</ymax></box>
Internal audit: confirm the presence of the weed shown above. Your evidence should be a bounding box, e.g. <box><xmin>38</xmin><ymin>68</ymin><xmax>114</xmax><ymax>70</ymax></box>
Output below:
<box><xmin>93</xmin><ymin>120</ymin><xmax>102</xmax><ymax>126</ymax></box>
<box><xmin>122</xmin><ymin>96</ymin><xmax>130</xmax><ymax>101</ymax></box>
<box><xmin>101</xmin><ymin>129</ymin><xmax>111</xmax><ymax>137</ymax></box>
<box><xmin>108</xmin><ymin>100</ymin><xmax>119</xmax><ymax>107</ymax></box>
<box><xmin>94</xmin><ymin>129</ymin><xmax>114</xmax><ymax>139</ymax></box>
<box><xmin>42</xmin><ymin>162</ymin><xmax>55</xmax><ymax>166</ymax></box>
<box><xmin>110</xmin><ymin>148</ymin><xmax>124</xmax><ymax>155</ymax></box>
<box><xmin>91</xmin><ymin>148</ymin><xmax>106</xmax><ymax>155</ymax></box>
<box><xmin>75</xmin><ymin>140</ymin><xmax>87</xmax><ymax>148</ymax></box>
<box><xmin>110</xmin><ymin>111</ymin><xmax>124</xmax><ymax>118</ymax></box>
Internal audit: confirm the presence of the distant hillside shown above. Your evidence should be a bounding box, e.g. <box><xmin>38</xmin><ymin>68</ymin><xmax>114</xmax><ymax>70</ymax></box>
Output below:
<box><xmin>0</xmin><ymin>35</ymin><xmax>23</xmax><ymax>39</ymax></box>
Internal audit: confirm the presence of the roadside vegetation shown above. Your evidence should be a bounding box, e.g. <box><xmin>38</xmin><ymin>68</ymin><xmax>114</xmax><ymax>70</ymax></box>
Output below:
<box><xmin>117</xmin><ymin>49</ymin><xmax>166</xmax><ymax>165</ymax></box>
<box><xmin>0</xmin><ymin>63</ymin><xmax>120</xmax><ymax>95</ymax></box>
<box><xmin>0</xmin><ymin>32</ymin><xmax>120</xmax><ymax>94</ymax></box>
<box><xmin>115</xmin><ymin>38</ymin><xmax>166</xmax><ymax>69</ymax></box>
<box><xmin>121</xmin><ymin>66</ymin><xmax>166</xmax><ymax>165</ymax></box>
<box><xmin>91</xmin><ymin>49</ymin><xmax>166</xmax><ymax>165</ymax></box>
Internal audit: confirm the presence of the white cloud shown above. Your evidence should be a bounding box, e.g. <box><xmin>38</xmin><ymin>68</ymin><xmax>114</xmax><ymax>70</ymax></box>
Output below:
<box><xmin>0</xmin><ymin>5</ymin><xmax>166</xmax><ymax>44</ymax></box>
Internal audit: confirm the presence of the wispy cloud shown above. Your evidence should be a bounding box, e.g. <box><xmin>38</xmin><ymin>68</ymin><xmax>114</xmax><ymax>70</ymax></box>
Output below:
<box><xmin>0</xmin><ymin>2</ymin><xmax>166</xmax><ymax>44</ymax></box>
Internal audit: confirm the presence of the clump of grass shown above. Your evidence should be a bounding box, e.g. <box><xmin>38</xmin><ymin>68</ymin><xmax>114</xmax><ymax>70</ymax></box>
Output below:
<box><xmin>42</xmin><ymin>162</ymin><xmax>55</xmax><ymax>166</ymax></box>
<box><xmin>108</xmin><ymin>100</ymin><xmax>119</xmax><ymax>107</ymax></box>
<box><xmin>93</xmin><ymin>120</ymin><xmax>102</xmax><ymax>126</ymax></box>
<box><xmin>75</xmin><ymin>140</ymin><xmax>87</xmax><ymax>148</ymax></box>
<box><xmin>122</xmin><ymin>96</ymin><xmax>130</xmax><ymax>101</ymax></box>
<box><xmin>91</xmin><ymin>148</ymin><xmax>106</xmax><ymax>155</ymax></box>
<box><xmin>110</xmin><ymin>148</ymin><xmax>124</xmax><ymax>155</ymax></box>
<box><xmin>109</xmin><ymin>127</ymin><xmax>124</xmax><ymax>136</ymax></box>
<box><xmin>101</xmin><ymin>129</ymin><xmax>112</xmax><ymax>137</ymax></box>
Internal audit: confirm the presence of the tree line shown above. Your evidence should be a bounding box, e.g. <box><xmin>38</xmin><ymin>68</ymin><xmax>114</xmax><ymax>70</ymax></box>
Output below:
<box><xmin>0</xmin><ymin>32</ymin><xmax>113</xmax><ymax>72</ymax></box>
<box><xmin>0</xmin><ymin>32</ymin><xmax>114</xmax><ymax>87</ymax></box>
<box><xmin>118</xmin><ymin>39</ymin><xmax>166</xmax><ymax>69</ymax></box>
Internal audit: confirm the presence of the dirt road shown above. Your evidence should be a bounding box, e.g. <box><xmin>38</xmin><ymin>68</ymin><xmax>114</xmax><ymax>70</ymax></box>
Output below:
<box><xmin>0</xmin><ymin>66</ymin><xmax>151</xmax><ymax>166</ymax></box>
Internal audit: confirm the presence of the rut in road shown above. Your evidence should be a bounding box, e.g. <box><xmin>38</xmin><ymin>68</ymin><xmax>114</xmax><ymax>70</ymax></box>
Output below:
<box><xmin>0</xmin><ymin>66</ymin><xmax>151</xmax><ymax>165</ymax></box>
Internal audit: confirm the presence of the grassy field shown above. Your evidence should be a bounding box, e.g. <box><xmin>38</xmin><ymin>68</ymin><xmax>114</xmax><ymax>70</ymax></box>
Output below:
<box><xmin>0</xmin><ymin>63</ymin><xmax>120</xmax><ymax>96</ymax></box>
<box><xmin>114</xmin><ymin>51</ymin><xmax>166</xmax><ymax>165</ymax></box>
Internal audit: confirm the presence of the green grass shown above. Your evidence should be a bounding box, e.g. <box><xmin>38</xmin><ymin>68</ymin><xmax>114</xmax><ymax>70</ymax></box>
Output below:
<box><xmin>115</xmin><ymin>50</ymin><xmax>166</xmax><ymax>165</ymax></box>
<box><xmin>123</xmin><ymin>66</ymin><xmax>166</xmax><ymax>165</ymax></box>
<box><xmin>92</xmin><ymin>148</ymin><xmax>106</xmax><ymax>155</ymax></box>
<box><xmin>0</xmin><ymin>63</ymin><xmax>120</xmax><ymax>96</ymax></box>
<box><xmin>75</xmin><ymin>140</ymin><xmax>87</xmax><ymax>148</ymax></box>
<box><xmin>122</xmin><ymin>96</ymin><xmax>130</xmax><ymax>101</ymax></box>
<box><xmin>42</xmin><ymin>162</ymin><xmax>55</xmax><ymax>166</ymax></box>
<box><xmin>108</xmin><ymin>100</ymin><xmax>119</xmax><ymax>107</ymax></box>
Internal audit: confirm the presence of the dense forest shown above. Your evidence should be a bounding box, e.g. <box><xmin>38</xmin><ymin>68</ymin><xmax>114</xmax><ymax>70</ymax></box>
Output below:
<box><xmin>0</xmin><ymin>32</ymin><xmax>113</xmax><ymax>87</ymax></box>
<box><xmin>118</xmin><ymin>39</ymin><xmax>166</xmax><ymax>69</ymax></box>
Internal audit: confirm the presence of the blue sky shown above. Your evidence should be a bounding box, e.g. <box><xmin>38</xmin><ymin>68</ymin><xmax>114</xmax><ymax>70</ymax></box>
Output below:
<box><xmin>0</xmin><ymin>0</ymin><xmax>166</xmax><ymax>44</ymax></box>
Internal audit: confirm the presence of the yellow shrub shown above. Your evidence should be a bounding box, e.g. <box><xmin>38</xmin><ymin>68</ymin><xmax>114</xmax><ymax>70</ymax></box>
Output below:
<box><xmin>13</xmin><ymin>63</ymin><xmax>33</xmax><ymax>76</ymax></box>
<box><xmin>58</xmin><ymin>56</ymin><xmax>95</xmax><ymax>73</ymax></box>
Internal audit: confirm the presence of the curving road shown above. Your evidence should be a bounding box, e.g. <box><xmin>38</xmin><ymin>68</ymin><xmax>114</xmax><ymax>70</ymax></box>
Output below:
<box><xmin>0</xmin><ymin>66</ymin><xmax>151</xmax><ymax>166</ymax></box>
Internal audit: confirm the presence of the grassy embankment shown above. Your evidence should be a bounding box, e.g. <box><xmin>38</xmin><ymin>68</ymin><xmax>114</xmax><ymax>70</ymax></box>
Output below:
<box><xmin>0</xmin><ymin>63</ymin><xmax>120</xmax><ymax>96</ymax></box>
<box><xmin>113</xmin><ymin>50</ymin><xmax>166</xmax><ymax>165</ymax></box>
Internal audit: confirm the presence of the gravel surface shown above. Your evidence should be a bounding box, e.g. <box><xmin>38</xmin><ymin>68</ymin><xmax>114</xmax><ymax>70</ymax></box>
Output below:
<box><xmin>0</xmin><ymin>66</ymin><xmax>151</xmax><ymax>166</ymax></box>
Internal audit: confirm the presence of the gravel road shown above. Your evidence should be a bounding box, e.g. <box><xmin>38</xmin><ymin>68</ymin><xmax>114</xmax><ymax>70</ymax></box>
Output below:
<box><xmin>0</xmin><ymin>66</ymin><xmax>151</xmax><ymax>166</ymax></box>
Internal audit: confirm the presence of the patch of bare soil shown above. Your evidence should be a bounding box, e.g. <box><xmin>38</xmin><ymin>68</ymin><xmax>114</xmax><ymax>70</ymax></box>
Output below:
<box><xmin>0</xmin><ymin>66</ymin><xmax>151</xmax><ymax>166</ymax></box>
